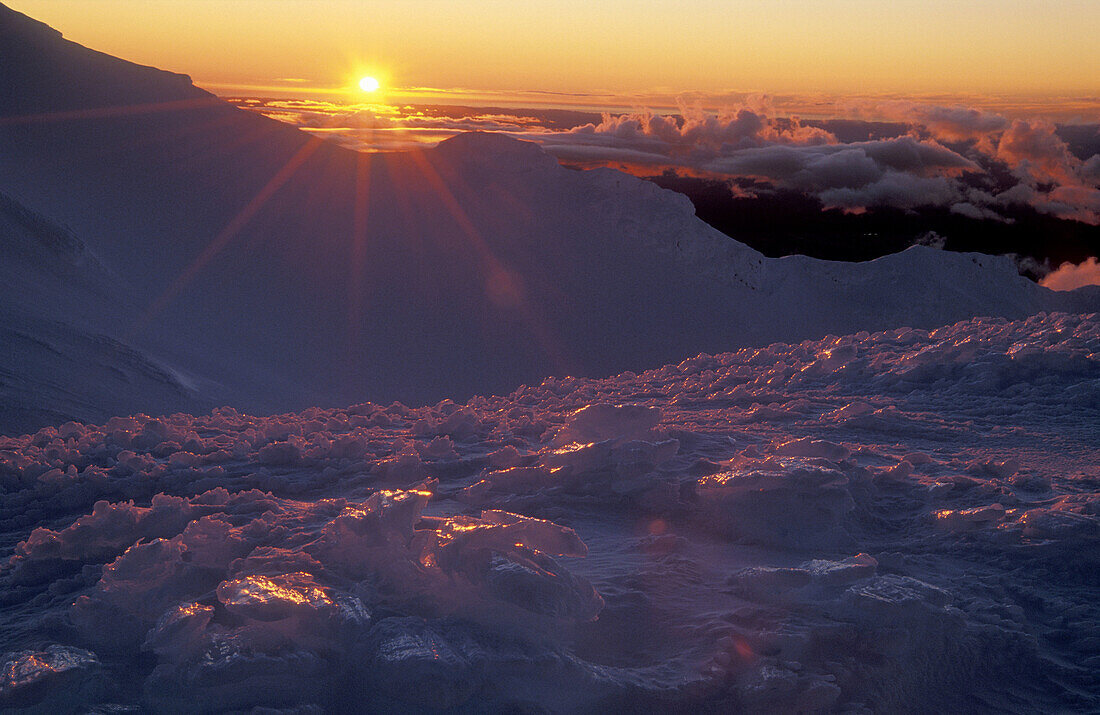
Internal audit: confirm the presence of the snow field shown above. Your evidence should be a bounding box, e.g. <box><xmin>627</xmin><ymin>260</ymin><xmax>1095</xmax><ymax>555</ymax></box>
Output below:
<box><xmin>1</xmin><ymin>312</ymin><xmax>1098</xmax><ymax>711</ymax></box>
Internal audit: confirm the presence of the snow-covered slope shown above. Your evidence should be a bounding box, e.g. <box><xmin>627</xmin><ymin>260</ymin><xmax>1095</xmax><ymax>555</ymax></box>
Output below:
<box><xmin>2</xmin><ymin>312</ymin><xmax>1097</xmax><ymax>711</ymax></box>
<box><xmin>1</xmin><ymin>2</ymin><xmax>1098</xmax><ymax>436</ymax></box>
<box><xmin>0</xmin><ymin>191</ymin><xmax>212</xmax><ymax>435</ymax></box>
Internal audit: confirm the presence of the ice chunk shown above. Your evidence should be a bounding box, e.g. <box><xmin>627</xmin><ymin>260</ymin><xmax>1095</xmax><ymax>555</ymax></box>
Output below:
<box><xmin>361</xmin><ymin>618</ymin><xmax>480</xmax><ymax>709</ymax></box>
<box><xmin>218</xmin><ymin>572</ymin><xmax>336</xmax><ymax>622</ymax></box>
<box><xmin>551</xmin><ymin>404</ymin><xmax>661</xmax><ymax>446</ymax></box>
<box><xmin>307</xmin><ymin>490</ymin><xmax>602</xmax><ymax>625</ymax></box>
<box><xmin>729</xmin><ymin>566</ymin><xmax>813</xmax><ymax>601</ymax></box>
<box><xmin>966</xmin><ymin>458</ymin><xmax>1020</xmax><ymax>478</ymax></box>
<box><xmin>933</xmin><ymin>503</ymin><xmax>1005</xmax><ymax>532</ymax></box>
<box><xmin>488</xmin><ymin>445</ymin><xmax>523</xmax><ymax>468</ymax></box>
<box><xmin>141</xmin><ymin>602</ymin><xmax>215</xmax><ymax>664</ymax></box>
<box><xmin>418</xmin><ymin>435</ymin><xmax>459</xmax><ymax>460</ymax></box>
<box><xmin>134</xmin><ymin>571</ymin><xmax>370</xmax><ymax>709</ymax></box>
<box><xmin>840</xmin><ymin>574</ymin><xmax>951</xmax><ymax>616</ymax></box>
<box><xmin>463</xmin><ymin>438</ymin><xmax>678</xmax><ymax>503</ymax></box>
<box><xmin>460</xmin><ymin>465</ymin><xmax>559</xmax><ymax>501</ymax></box>
<box><xmin>143</xmin><ymin>639</ymin><xmax>331</xmax><ymax>712</ymax></box>
<box><xmin>730</xmin><ymin>554</ymin><xmax>878</xmax><ymax>603</ymax></box>
<box><xmin>257</xmin><ymin>441</ymin><xmax>301</xmax><ymax>466</ymax></box>
<box><xmin>1018</xmin><ymin>508</ymin><xmax>1100</xmax><ymax>541</ymax></box>
<box><xmin>229</xmin><ymin>546</ymin><xmax>324</xmax><ymax>577</ymax></box>
<box><xmin>903</xmin><ymin>452</ymin><xmax>933</xmax><ymax>465</ymax></box>
<box><xmin>8</xmin><ymin>494</ymin><xmax>197</xmax><ymax>585</ymax></box>
<box><xmin>825</xmin><ymin>401</ymin><xmax>877</xmax><ymax>420</ymax></box>
<box><xmin>71</xmin><ymin>516</ymin><xmax>253</xmax><ymax>648</ymax></box>
<box><xmin>540</xmin><ymin>440</ymin><xmax>614</xmax><ymax>472</ymax></box>
<box><xmin>873</xmin><ymin>459</ymin><xmax>913</xmax><ymax>485</ymax></box>
<box><xmin>449</xmin><ymin>509</ymin><xmax>588</xmax><ymax>558</ymax></box>
<box><xmin>773</xmin><ymin>437</ymin><xmax>850</xmax><ymax>461</ymax></box>
<box><xmin>373</xmin><ymin>443</ymin><xmax>428</xmax><ymax>482</ymax></box>
<box><xmin>610</xmin><ymin>439</ymin><xmax>679</xmax><ymax>479</ymax></box>
<box><xmin>803</xmin><ymin>553</ymin><xmax>878</xmax><ymax>585</ymax></box>
<box><xmin>697</xmin><ymin>466</ymin><xmax>854</xmax><ymax>548</ymax></box>
<box><xmin>0</xmin><ymin>645</ymin><xmax>105</xmax><ymax>711</ymax></box>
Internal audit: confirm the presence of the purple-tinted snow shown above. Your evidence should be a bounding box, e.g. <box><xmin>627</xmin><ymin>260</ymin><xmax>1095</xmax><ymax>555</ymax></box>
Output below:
<box><xmin>2</xmin><ymin>313</ymin><xmax>1098</xmax><ymax>711</ymax></box>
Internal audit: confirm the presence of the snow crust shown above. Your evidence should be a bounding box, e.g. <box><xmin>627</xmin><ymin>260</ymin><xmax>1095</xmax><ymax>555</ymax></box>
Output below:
<box><xmin>2</xmin><ymin>312</ymin><xmax>1098</xmax><ymax>711</ymax></box>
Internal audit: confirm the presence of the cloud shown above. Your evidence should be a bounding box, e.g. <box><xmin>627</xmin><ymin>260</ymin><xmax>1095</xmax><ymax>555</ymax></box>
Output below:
<box><xmin>529</xmin><ymin>102</ymin><xmax>980</xmax><ymax>211</ymax></box>
<box><xmin>521</xmin><ymin>100</ymin><xmax>1100</xmax><ymax>220</ymax></box>
<box><xmin>950</xmin><ymin>201</ymin><xmax>1007</xmax><ymax>221</ymax></box>
<box><xmin>848</xmin><ymin>100</ymin><xmax>1009</xmax><ymax>142</ymax></box>
<box><xmin>995</xmin><ymin>119</ymin><xmax>1082</xmax><ymax>185</ymax></box>
<box><xmin>568</xmin><ymin>104</ymin><xmax>836</xmax><ymax>151</ymax></box>
<box><xmin>698</xmin><ymin>137</ymin><xmax>977</xmax><ymax>209</ymax></box>
<box><xmin>537</xmin><ymin>143</ymin><xmax>674</xmax><ymax>167</ymax></box>
<box><xmin>818</xmin><ymin>173</ymin><xmax>962</xmax><ymax>211</ymax></box>
<box><xmin>840</xmin><ymin>101</ymin><xmax>1100</xmax><ymax>221</ymax></box>
<box><xmin>990</xmin><ymin>178</ymin><xmax>1100</xmax><ymax>225</ymax></box>
<box><xmin>709</xmin><ymin>145</ymin><xmax>883</xmax><ymax>188</ymax></box>
<box><xmin>1040</xmin><ymin>256</ymin><xmax>1100</xmax><ymax>291</ymax></box>
<box><xmin>230</xmin><ymin>95</ymin><xmax>1100</xmax><ymax>223</ymax></box>
<box><xmin>708</xmin><ymin>138</ymin><xmax>977</xmax><ymax>182</ymax></box>
<box><xmin>1081</xmin><ymin>155</ymin><xmax>1100</xmax><ymax>184</ymax></box>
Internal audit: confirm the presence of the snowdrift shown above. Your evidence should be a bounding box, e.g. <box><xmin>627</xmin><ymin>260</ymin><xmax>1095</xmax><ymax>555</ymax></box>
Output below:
<box><xmin>2</xmin><ymin>2</ymin><xmax>1099</xmax><ymax>434</ymax></box>
<box><xmin>2</xmin><ymin>313</ymin><xmax>1098</xmax><ymax>711</ymax></box>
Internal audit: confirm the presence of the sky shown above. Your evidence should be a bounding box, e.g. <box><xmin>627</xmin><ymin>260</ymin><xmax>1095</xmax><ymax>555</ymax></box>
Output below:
<box><xmin>7</xmin><ymin>0</ymin><xmax>1098</xmax><ymax>229</ymax></box>
<box><xmin>10</xmin><ymin>0</ymin><xmax>1100</xmax><ymax>105</ymax></box>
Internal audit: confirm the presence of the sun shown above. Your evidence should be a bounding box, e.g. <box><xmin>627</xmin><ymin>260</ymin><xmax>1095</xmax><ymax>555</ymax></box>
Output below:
<box><xmin>358</xmin><ymin>76</ymin><xmax>380</xmax><ymax>93</ymax></box>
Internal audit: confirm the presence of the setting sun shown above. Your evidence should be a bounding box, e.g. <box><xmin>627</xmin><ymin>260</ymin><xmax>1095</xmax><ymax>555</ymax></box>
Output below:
<box><xmin>358</xmin><ymin>76</ymin><xmax>380</xmax><ymax>92</ymax></box>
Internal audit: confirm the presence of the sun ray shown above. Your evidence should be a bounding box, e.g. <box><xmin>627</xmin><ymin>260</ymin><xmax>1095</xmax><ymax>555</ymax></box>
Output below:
<box><xmin>406</xmin><ymin>148</ymin><xmax>572</xmax><ymax>373</ymax></box>
<box><xmin>130</xmin><ymin>136</ymin><xmax>324</xmax><ymax>335</ymax></box>
<box><xmin>111</xmin><ymin>108</ymin><xmax>257</xmax><ymax>168</ymax></box>
<box><xmin>342</xmin><ymin>150</ymin><xmax>373</xmax><ymax>377</ymax></box>
<box><xmin>376</xmin><ymin>152</ymin><xmax>422</xmax><ymax>254</ymax></box>
<box><xmin>0</xmin><ymin>96</ymin><xmax>292</xmax><ymax>179</ymax></box>
<box><xmin>350</xmin><ymin>151</ymin><xmax>372</xmax><ymax>318</ymax></box>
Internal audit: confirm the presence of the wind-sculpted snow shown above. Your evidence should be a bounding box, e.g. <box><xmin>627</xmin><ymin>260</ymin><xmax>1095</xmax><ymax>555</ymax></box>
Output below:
<box><xmin>2</xmin><ymin>313</ymin><xmax>1099</xmax><ymax>711</ymax></box>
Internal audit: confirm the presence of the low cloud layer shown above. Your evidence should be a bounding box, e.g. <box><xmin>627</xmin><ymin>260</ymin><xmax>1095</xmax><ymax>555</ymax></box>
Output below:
<box><xmin>1040</xmin><ymin>257</ymin><xmax>1100</xmax><ymax>291</ymax></box>
<box><xmin>701</xmin><ymin>137</ymin><xmax>977</xmax><ymax>210</ymax></box>
<box><xmin>228</xmin><ymin>98</ymin><xmax>588</xmax><ymax>153</ymax></box>
<box><xmin>235</xmin><ymin>96</ymin><xmax>1100</xmax><ymax>225</ymax></box>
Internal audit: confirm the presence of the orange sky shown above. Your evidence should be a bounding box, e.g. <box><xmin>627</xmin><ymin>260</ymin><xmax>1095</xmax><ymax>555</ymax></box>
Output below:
<box><xmin>9</xmin><ymin>0</ymin><xmax>1100</xmax><ymax>106</ymax></box>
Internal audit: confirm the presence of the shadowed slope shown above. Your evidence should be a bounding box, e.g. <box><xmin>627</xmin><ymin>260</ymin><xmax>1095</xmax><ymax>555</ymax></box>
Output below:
<box><xmin>0</xmin><ymin>3</ymin><xmax>209</xmax><ymax>117</ymax></box>
<box><xmin>0</xmin><ymin>191</ymin><xmax>211</xmax><ymax>434</ymax></box>
<box><xmin>0</xmin><ymin>3</ymin><xmax>1096</xmax><ymax>434</ymax></box>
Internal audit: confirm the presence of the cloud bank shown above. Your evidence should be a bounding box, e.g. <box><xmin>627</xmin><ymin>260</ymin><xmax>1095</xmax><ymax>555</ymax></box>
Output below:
<box><xmin>235</xmin><ymin>97</ymin><xmax>1100</xmax><ymax>224</ymax></box>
